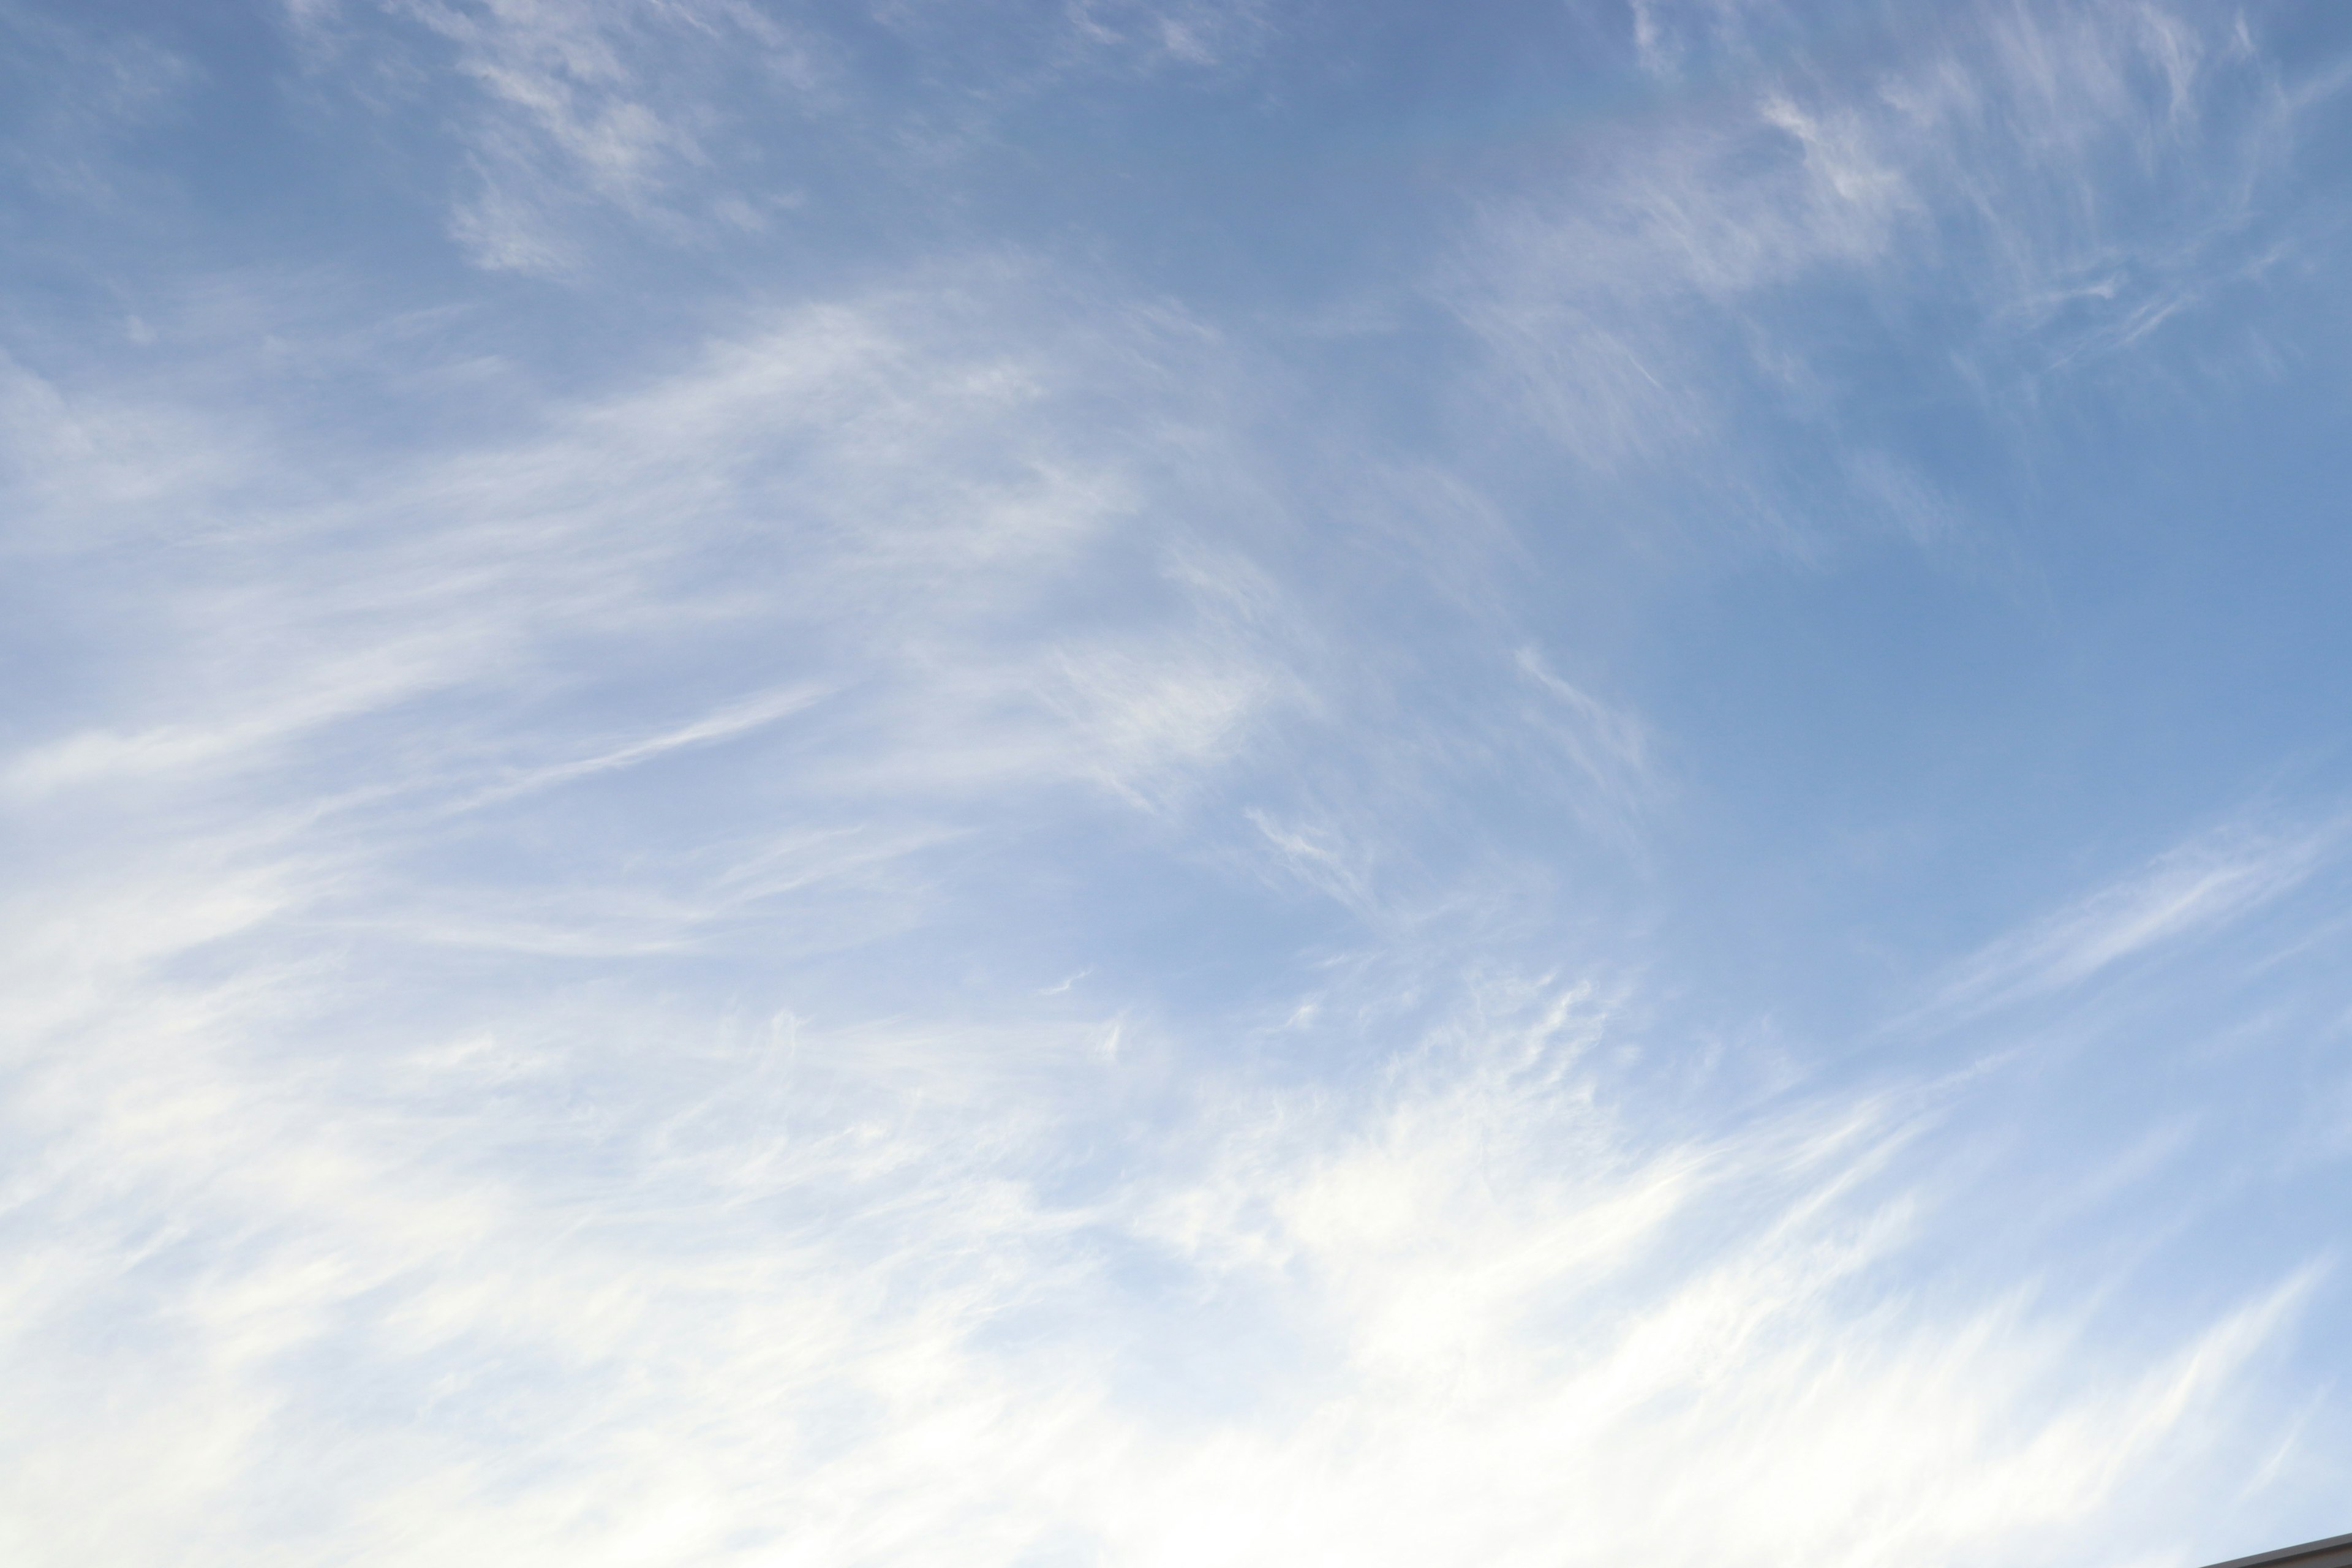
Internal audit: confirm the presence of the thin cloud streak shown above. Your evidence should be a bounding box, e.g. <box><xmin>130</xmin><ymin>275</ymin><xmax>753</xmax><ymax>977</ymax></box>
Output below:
<box><xmin>1907</xmin><ymin>820</ymin><xmax>2340</xmax><ymax>1032</ymax></box>
<box><xmin>456</xmin><ymin>682</ymin><xmax>836</xmax><ymax>809</ymax></box>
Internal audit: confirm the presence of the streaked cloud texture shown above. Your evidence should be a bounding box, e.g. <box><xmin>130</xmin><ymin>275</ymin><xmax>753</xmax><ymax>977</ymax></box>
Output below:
<box><xmin>5</xmin><ymin>1</ymin><xmax>2352</xmax><ymax>1563</ymax></box>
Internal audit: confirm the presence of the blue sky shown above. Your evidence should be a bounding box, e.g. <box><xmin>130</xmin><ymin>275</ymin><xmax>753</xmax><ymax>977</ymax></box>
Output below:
<box><xmin>6</xmin><ymin>1</ymin><xmax>2352</xmax><ymax>1562</ymax></box>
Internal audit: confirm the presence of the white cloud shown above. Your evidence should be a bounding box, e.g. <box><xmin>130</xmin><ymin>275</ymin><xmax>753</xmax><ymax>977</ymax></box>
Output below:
<box><xmin>1453</xmin><ymin>1</ymin><xmax>2304</xmax><ymax>551</ymax></box>
<box><xmin>277</xmin><ymin>0</ymin><xmax>1284</xmax><ymax>274</ymax></box>
<box><xmin>7</xmin><ymin>15</ymin><xmax>2346</xmax><ymax>1544</ymax></box>
<box><xmin>1516</xmin><ymin>645</ymin><xmax>1656</xmax><ymax>820</ymax></box>
<box><xmin>282</xmin><ymin>0</ymin><xmax>827</xmax><ymax>273</ymax></box>
<box><xmin>1911</xmin><ymin>819</ymin><xmax>2339</xmax><ymax>1030</ymax></box>
<box><xmin>458</xmin><ymin>682</ymin><xmax>835</xmax><ymax>807</ymax></box>
<box><xmin>0</xmin><ymin>942</ymin><xmax>2316</xmax><ymax>1564</ymax></box>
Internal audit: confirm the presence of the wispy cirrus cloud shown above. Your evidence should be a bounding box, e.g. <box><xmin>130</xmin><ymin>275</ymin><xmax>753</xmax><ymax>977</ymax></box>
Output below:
<box><xmin>8</xmin><ymin>0</ymin><xmax>2352</xmax><ymax>1561</ymax></box>
<box><xmin>281</xmin><ymin>0</ymin><xmax>829</xmax><ymax>271</ymax></box>
<box><xmin>0</xmin><ymin>937</ymin><xmax>2316</xmax><ymax>1566</ymax></box>
<box><xmin>1910</xmin><ymin>818</ymin><xmax>2340</xmax><ymax>1031</ymax></box>
<box><xmin>1453</xmin><ymin>1</ymin><xmax>2312</xmax><ymax>559</ymax></box>
<box><xmin>1516</xmin><ymin>644</ymin><xmax>1657</xmax><ymax>823</ymax></box>
<box><xmin>274</xmin><ymin>0</ymin><xmax>1285</xmax><ymax>274</ymax></box>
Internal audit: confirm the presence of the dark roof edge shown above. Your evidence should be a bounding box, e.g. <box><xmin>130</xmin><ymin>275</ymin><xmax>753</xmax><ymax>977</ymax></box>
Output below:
<box><xmin>2200</xmin><ymin>1534</ymin><xmax>2352</xmax><ymax>1568</ymax></box>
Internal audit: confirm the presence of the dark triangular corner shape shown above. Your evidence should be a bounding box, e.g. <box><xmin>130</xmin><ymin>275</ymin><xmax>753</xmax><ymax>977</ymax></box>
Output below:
<box><xmin>2198</xmin><ymin>1534</ymin><xmax>2352</xmax><ymax>1568</ymax></box>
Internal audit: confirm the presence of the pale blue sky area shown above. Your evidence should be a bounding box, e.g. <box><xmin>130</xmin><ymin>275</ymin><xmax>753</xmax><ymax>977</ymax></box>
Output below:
<box><xmin>6</xmin><ymin>3</ymin><xmax>2352</xmax><ymax>1564</ymax></box>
